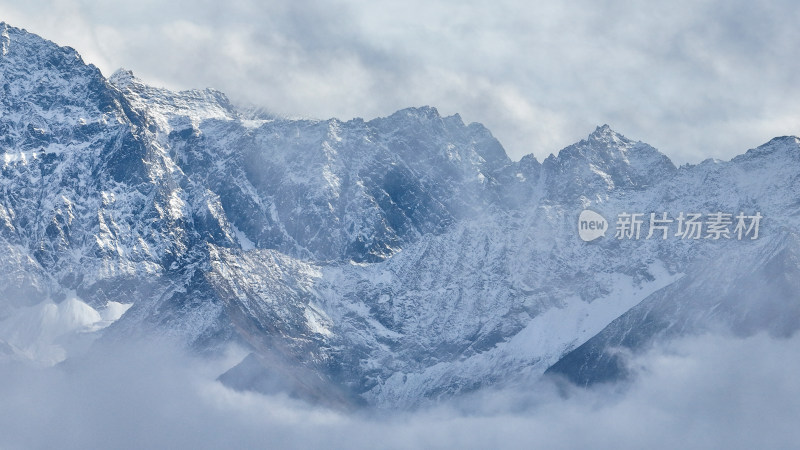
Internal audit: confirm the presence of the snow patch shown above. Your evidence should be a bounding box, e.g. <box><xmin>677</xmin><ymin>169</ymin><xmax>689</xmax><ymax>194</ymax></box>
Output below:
<box><xmin>502</xmin><ymin>262</ymin><xmax>682</xmax><ymax>367</ymax></box>
<box><xmin>0</xmin><ymin>295</ymin><xmax>132</xmax><ymax>365</ymax></box>
<box><xmin>1</xmin><ymin>23</ymin><xmax>9</xmax><ymax>56</ymax></box>
<box><xmin>232</xmin><ymin>224</ymin><xmax>256</xmax><ymax>250</ymax></box>
<box><xmin>303</xmin><ymin>304</ymin><xmax>333</xmax><ymax>338</ymax></box>
<box><xmin>168</xmin><ymin>190</ymin><xmax>186</xmax><ymax>220</ymax></box>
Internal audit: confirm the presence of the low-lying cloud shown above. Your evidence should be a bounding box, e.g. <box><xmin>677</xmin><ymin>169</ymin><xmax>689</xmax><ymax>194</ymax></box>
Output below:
<box><xmin>1</xmin><ymin>332</ymin><xmax>798</xmax><ymax>449</ymax></box>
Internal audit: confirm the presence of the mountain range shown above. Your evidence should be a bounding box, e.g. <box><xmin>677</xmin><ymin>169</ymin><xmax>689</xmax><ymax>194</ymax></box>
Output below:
<box><xmin>1</xmin><ymin>22</ymin><xmax>798</xmax><ymax>409</ymax></box>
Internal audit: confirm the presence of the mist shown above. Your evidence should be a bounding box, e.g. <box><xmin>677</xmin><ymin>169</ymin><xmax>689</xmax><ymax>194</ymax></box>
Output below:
<box><xmin>1</xmin><ymin>0</ymin><xmax>798</xmax><ymax>163</ymax></box>
<box><xmin>0</xmin><ymin>331</ymin><xmax>797</xmax><ymax>449</ymax></box>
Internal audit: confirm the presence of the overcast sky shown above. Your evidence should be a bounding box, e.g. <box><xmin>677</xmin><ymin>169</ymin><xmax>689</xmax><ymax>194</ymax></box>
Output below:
<box><xmin>1</xmin><ymin>0</ymin><xmax>798</xmax><ymax>163</ymax></box>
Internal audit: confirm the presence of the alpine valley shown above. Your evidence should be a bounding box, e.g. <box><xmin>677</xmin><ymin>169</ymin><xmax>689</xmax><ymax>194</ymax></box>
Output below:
<box><xmin>1</xmin><ymin>23</ymin><xmax>799</xmax><ymax>410</ymax></box>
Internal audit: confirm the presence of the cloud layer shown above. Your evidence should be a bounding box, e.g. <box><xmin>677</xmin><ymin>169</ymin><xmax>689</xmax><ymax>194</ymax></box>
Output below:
<box><xmin>1</xmin><ymin>333</ymin><xmax>798</xmax><ymax>449</ymax></box>
<box><xmin>1</xmin><ymin>0</ymin><xmax>799</xmax><ymax>163</ymax></box>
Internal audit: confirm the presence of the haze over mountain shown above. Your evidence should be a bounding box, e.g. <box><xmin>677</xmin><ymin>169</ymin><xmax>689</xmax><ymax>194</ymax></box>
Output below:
<box><xmin>1</xmin><ymin>22</ymin><xmax>798</xmax><ymax>412</ymax></box>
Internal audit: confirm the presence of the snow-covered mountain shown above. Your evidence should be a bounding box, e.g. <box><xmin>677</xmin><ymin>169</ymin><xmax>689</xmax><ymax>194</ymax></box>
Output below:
<box><xmin>1</xmin><ymin>23</ymin><xmax>798</xmax><ymax>408</ymax></box>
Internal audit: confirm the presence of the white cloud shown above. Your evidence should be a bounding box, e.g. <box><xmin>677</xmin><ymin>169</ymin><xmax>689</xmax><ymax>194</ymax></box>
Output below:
<box><xmin>1</xmin><ymin>0</ymin><xmax>798</xmax><ymax>163</ymax></box>
<box><xmin>1</xmin><ymin>333</ymin><xmax>799</xmax><ymax>449</ymax></box>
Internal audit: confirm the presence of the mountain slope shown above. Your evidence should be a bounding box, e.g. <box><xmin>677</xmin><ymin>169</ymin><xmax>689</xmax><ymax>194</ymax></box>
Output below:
<box><xmin>547</xmin><ymin>230</ymin><xmax>800</xmax><ymax>385</ymax></box>
<box><xmin>1</xmin><ymin>23</ymin><xmax>800</xmax><ymax>408</ymax></box>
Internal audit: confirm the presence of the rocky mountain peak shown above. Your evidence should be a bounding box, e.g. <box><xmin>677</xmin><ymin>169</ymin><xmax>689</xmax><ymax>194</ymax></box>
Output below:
<box><xmin>2</xmin><ymin>23</ymin><xmax>799</xmax><ymax>411</ymax></box>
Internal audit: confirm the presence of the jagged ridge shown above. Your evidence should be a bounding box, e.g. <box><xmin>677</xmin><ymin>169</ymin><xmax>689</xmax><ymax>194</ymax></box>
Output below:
<box><xmin>1</xmin><ymin>23</ymin><xmax>800</xmax><ymax>408</ymax></box>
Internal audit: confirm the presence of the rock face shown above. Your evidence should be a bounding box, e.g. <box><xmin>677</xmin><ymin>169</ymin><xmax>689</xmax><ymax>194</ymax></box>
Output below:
<box><xmin>2</xmin><ymin>22</ymin><xmax>799</xmax><ymax>408</ymax></box>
